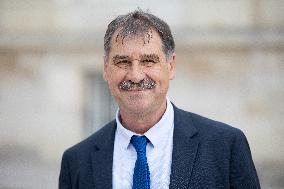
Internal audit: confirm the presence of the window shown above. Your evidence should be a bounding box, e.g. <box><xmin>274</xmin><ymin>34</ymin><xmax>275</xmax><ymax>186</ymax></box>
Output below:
<box><xmin>83</xmin><ymin>72</ymin><xmax>117</xmax><ymax>136</ymax></box>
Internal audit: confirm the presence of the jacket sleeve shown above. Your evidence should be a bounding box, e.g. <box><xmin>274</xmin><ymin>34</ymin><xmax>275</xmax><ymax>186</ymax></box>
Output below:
<box><xmin>59</xmin><ymin>151</ymin><xmax>72</xmax><ymax>189</ymax></box>
<box><xmin>229</xmin><ymin>130</ymin><xmax>261</xmax><ymax>189</ymax></box>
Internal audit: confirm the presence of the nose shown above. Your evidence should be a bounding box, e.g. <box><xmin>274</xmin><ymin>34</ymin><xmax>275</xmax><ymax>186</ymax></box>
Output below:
<box><xmin>125</xmin><ymin>61</ymin><xmax>145</xmax><ymax>83</ymax></box>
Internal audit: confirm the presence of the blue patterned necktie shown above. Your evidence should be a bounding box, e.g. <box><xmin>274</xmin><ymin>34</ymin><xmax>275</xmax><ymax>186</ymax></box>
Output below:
<box><xmin>131</xmin><ymin>135</ymin><xmax>150</xmax><ymax>189</ymax></box>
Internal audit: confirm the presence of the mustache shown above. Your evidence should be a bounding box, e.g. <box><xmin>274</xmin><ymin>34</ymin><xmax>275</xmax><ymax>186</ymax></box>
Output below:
<box><xmin>119</xmin><ymin>78</ymin><xmax>156</xmax><ymax>91</ymax></box>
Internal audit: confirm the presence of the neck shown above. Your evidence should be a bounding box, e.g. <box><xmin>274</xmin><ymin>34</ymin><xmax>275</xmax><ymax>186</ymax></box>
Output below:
<box><xmin>119</xmin><ymin>100</ymin><xmax>167</xmax><ymax>134</ymax></box>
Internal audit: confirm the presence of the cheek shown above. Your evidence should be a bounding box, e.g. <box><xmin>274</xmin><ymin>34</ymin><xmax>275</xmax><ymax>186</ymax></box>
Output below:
<box><xmin>149</xmin><ymin>67</ymin><xmax>169</xmax><ymax>81</ymax></box>
<box><xmin>108</xmin><ymin>78</ymin><xmax>119</xmax><ymax>88</ymax></box>
<box><xmin>108</xmin><ymin>76</ymin><xmax>126</xmax><ymax>92</ymax></box>
<box><xmin>106</xmin><ymin>69</ymin><xmax>123</xmax><ymax>83</ymax></box>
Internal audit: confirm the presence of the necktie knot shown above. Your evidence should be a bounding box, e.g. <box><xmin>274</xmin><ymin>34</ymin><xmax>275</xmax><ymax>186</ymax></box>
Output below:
<box><xmin>131</xmin><ymin>135</ymin><xmax>149</xmax><ymax>153</ymax></box>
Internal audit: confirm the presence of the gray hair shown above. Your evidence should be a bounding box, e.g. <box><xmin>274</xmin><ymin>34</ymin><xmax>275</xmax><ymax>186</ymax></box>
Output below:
<box><xmin>104</xmin><ymin>9</ymin><xmax>175</xmax><ymax>60</ymax></box>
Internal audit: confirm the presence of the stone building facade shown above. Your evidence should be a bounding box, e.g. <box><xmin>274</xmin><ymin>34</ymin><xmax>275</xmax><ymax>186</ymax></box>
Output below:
<box><xmin>0</xmin><ymin>0</ymin><xmax>283</xmax><ymax>188</ymax></box>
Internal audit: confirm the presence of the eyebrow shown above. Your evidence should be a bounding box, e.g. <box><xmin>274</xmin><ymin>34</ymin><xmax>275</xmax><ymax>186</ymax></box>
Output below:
<box><xmin>112</xmin><ymin>55</ymin><xmax>129</xmax><ymax>60</ymax></box>
<box><xmin>112</xmin><ymin>54</ymin><xmax>160</xmax><ymax>62</ymax></box>
<box><xmin>140</xmin><ymin>54</ymin><xmax>160</xmax><ymax>62</ymax></box>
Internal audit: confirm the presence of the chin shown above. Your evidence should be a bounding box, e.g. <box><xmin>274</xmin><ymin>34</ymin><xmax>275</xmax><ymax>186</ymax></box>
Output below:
<box><xmin>125</xmin><ymin>100</ymin><xmax>152</xmax><ymax>113</ymax></box>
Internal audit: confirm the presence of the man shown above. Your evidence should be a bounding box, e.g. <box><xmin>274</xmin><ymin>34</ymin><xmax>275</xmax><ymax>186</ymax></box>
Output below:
<box><xmin>59</xmin><ymin>10</ymin><xmax>260</xmax><ymax>189</ymax></box>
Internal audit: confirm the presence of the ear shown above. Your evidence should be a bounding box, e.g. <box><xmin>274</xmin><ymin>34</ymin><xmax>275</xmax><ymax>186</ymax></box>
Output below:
<box><xmin>103</xmin><ymin>55</ymin><xmax>108</xmax><ymax>81</ymax></box>
<box><xmin>167</xmin><ymin>53</ymin><xmax>176</xmax><ymax>80</ymax></box>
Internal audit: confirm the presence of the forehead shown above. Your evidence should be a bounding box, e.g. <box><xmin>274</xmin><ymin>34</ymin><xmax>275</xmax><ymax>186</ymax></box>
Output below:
<box><xmin>109</xmin><ymin>28</ymin><xmax>164</xmax><ymax>57</ymax></box>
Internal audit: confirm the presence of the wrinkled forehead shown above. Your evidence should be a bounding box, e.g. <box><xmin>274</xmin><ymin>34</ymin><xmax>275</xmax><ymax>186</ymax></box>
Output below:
<box><xmin>110</xmin><ymin>27</ymin><xmax>162</xmax><ymax>48</ymax></box>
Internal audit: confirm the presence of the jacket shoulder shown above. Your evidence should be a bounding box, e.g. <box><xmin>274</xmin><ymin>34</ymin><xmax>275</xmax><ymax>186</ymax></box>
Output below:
<box><xmin>174</xmin><ymin>106</ymin><xmax>245</xmax><ymax>140</ymax></box>
<box><xmin>62</xmin><ymin>120</ymin><xmax>116</xmax><ymax>158</ymax></box>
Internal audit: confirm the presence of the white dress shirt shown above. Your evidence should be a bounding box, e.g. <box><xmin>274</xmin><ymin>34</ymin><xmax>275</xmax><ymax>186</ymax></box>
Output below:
<box><xmin>112</xmin><ymin>98</ymin><xmax>174</xmax><ymax>189</ymax></box>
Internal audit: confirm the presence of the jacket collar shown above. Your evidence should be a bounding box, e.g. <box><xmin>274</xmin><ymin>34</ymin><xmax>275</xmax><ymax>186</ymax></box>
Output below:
<box><xmin>91</xmin><ymin>120</ymin><xmax>116</xmax><ymax>189</ymax></box>
<box><xmin>169</xmin><ymin>104</ymin><xmax>199</xmax><ymax>189</ymax></box>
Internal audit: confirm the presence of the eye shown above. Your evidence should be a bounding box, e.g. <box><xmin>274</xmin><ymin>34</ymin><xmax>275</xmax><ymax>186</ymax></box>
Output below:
<box><xmin>141</xmin><ymin>59</ymin><xmax>156</xmax><ymax>67</ymax></box>
<box><xmin>114</xmin><ymin>60</ymin><xmax>131</xmax><ymax>69</ymax></box>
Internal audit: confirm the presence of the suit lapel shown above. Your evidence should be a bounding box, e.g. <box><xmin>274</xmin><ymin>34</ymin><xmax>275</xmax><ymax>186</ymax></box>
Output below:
<box><xmin>91</xmin><ymin>121</ymin><xmax>116</xmax><ymax>189</ymax></box>
<box><xmin>169</xmin><ymin>105</ymin><xmax>199</xmax><ymax>189</ymax></box>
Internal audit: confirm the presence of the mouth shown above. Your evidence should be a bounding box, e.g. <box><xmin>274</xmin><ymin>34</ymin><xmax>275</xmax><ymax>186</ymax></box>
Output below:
<box><xmin>126</xmin><ymin>87</ymin><xmax>149</xmax><ymax>92</ymax></box>
<box><xmin>118</xmin><ymin>79</ymin><xmax>156</xmax><ymax>91</ymax></box>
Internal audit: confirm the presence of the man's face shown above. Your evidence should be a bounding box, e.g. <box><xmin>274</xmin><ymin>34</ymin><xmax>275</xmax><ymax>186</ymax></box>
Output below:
<box><xmin>103</xmin><ymin>29</ymin><xmax>176</xmax><ymax>116</ymax></box>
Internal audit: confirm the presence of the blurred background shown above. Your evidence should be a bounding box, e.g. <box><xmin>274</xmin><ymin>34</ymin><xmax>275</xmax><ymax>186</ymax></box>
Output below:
<box><xmin>0</xmin><ymin>0</ymin><xmax>283</xmax><ymax>188</ymax></box>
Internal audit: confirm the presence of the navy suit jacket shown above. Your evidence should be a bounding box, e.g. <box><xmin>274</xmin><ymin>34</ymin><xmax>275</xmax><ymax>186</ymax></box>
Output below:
<box><xmin>59</xmin><ymin>105</ymin><xmax>261</xmax><ymax>189</ymax></box>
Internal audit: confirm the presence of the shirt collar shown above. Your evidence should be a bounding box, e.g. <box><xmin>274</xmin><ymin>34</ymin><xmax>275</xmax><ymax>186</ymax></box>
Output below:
<box><xmin>115</xmin><ymin>98</ymin><xmax>174</xmax><ymax>150</ymax></box>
